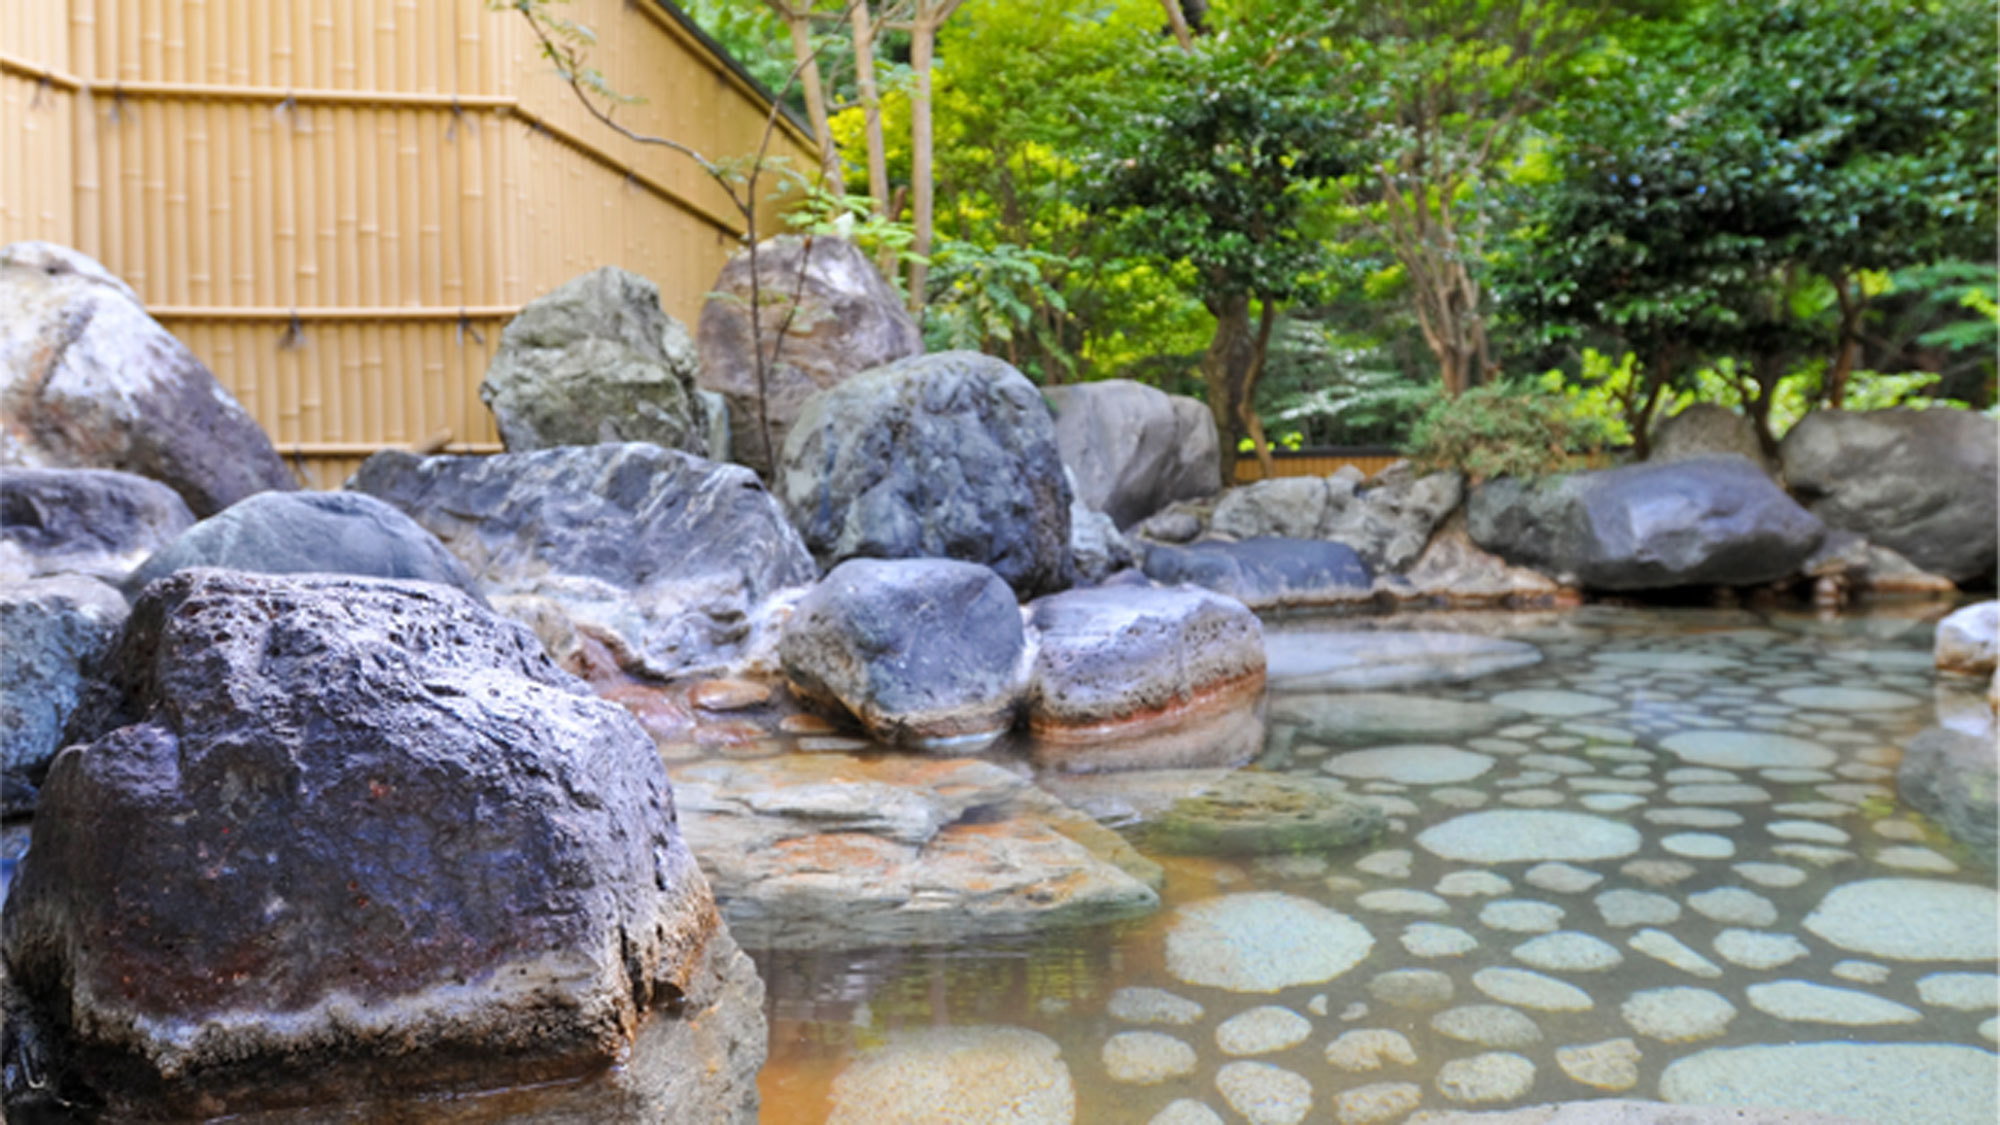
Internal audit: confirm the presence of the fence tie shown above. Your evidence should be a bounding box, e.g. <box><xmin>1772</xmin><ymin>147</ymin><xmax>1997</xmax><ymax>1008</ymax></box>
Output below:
<box><xmin>456</xmin><ymin>310</ymin><xmax>484</xmax><ymax>347</ymax></box>
<box><xmin>446</xmin><ymin>97</ymin><xmax>466</xmax><ymax>141</ymax></box>
<box><xmin>278</xmin><ymin>311</ymin><xmax>307</xmax><ymax>351</ymax></box>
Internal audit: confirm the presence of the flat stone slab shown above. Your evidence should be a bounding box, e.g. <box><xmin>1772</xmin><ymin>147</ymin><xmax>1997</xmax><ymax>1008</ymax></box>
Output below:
<box><xmin>1802</xmin><ymin>878</ymin><xmax>1999</xmax><ymax>961</ymax></box>
<box><xmin>1660</xmin><ymin>1043</ymin><xmax>1999</xmax><ymax>1125</ymax></box>
<box><xmin>1324</xmin><ymin>746</ymin><xmax>1496</xmax><ymax>785</ymax></box>
<box><xmin>1166</xmin><ymin>893</ymin><xmax>1374</xmax><ymax>993</ymax></box>
<box><xmin>1264</xmin><ymin>630</ymin><xmax>1542</xmax><ymax>691</ymax></box>
<box><xmin>1745</xmin><ymin>981</ymin><xmax>1921</xmax><ymax>1026</ymax></box>
<box><xmin>826</xmin><ymin>1026</ymin><xmax>1075</xmax><ymax>1125</ymax></box>
<box><xmin>1268</xmin><ymin>692</ymin><xmax>1518</xmax><ymax>747</ymax></box>
<box><xmin>1659</xmin><ymin>731</ymin><xmax>1836</xmax><ymax>770</ymax></box>
<box><xmin>1417</xmin><ymin>811</ymin><xmax>1642</xmax><ymax>864</ymax></box>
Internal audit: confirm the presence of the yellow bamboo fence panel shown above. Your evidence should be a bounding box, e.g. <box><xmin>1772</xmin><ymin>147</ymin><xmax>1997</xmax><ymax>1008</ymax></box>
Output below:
<box><xmin>4</xmin><ymin>0</ymin><xmax>814</xmax><ymax>490</ymax></box>
<box><xmin>1232</xmin><ymin>450</ymin><xmax>1406</xmax><ymax>485</ymax></box>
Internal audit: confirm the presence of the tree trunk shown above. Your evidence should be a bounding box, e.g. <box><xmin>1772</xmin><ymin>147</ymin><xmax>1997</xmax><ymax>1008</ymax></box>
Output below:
<box><xmin>1827</xmin><ymin>275</ymin><xmax>1864</xmax><ymax>410</ymax></box>
<box><xmin>907</xmin><ymin>2</ymin><xmax>938</xmax><ymax>315</ymax></box>
<box><xmin>1159</xmin><ymin>0</ymin><xmax>1194</xmax><ymax>49</ymax></box>
<box><xmin>1202</xmin><ymin>295</ymin><xmax>1258</xmax><ymax>480</ymax></box>
<box><xmin>1745</xmin><ymin>354</ymin><xmax>1784</xmax><ymax>461</ymax></box>
<box><xmin>850</xmin><ymin>1</ymin><xmax>893</xmax><ymax>278</ymax></box>
<box><xmin>777</xmin><ymin>4</ymin><xmax>843</xmax><ymax>194</ymax></box>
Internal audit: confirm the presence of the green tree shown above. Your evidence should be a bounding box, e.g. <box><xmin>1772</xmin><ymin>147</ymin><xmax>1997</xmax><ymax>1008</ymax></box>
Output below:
<box><xmin>1086</xmin><ymin>13</ymin><xmax>1353</xmax><ymax>471</ymax></box>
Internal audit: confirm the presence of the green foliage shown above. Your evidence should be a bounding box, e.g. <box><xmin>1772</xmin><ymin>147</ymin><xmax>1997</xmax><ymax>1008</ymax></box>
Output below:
<box><xmin>1892</xmin><ymin>260</ymin><xmax>2000</xmax><ymax>355</ymax></box>
<box><xmin>1258</xmin><ymin>318</ymin><xmax>1441</xmax><ymax>446</ymax></box>
<box><xmin>1404</xmin><ymin>381</ymin><xmax>1616</xmax><ymax>481</ymax></box>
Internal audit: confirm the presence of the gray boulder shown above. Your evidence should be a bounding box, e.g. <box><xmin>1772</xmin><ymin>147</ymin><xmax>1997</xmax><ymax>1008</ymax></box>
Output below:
<box><xmin>349</xmin><ymin>443</ymin><xmax>817</xmax><ymax>680</ymax></box>
<box><xmin>669</xmin><ymin>753</ymin><xmax>1159</xmax><ymax>950</ymax></box>
<box><xmin>0</xmin><ymin>242</ymin><xmax>296</xmax><ymax>516</ymax></box>
<box><xmin>1142</xmin><ymin>537</ymin><xmax>1374</xmax><ymax>611</ymax></box>
<box><xmin>1</xmin><ymin>570</ymin><xmax>763</xmax><ymax>1120</ymax></box>
<box><xmin>1209</xmin><ymin>461</ymin><xmax>1462</xmax><ymax>572</ymax></box>
<box><xmin>777</xmin><ymin>350</ymin><xmax>1075</xmax><ymax>597</ymax></box>
<box><xmin>1780</xmin><ymin>408</ymin><xmax>1998</xmax><ymax>582</ymax></box>
<box><xmin>0</xmin><ymin>575</ymin><xmax>127</xmax><ymax>781</ymax></box>
<box><xmin>0</xmin><ymin>467</ymin><xmax>194</xmax><ymax>582</ymax></box>
<box><xmin>1070</xmin><ymin>492</ymin><xmax>1139</xmax><ymax>584</ymax></box>
<box><xmin>1383</xmin><ymin>511</ymin><xmax>1571</xmax><ymax>608</ymax></box>
<box><xmin>1936</xmin><ymin>601</ymin><xmax>1998</xmax><ymax>677</ymax></box>
<box><xmin>779</xmin><ymin>558</ymin><xmax>1025</xmax><ymax>749</ymax></box>
<box><xmin>1468</xmin><ymin>456</ymin><xmax>1825</xmax><ymax>590</ymax></box>
<box><xmin>1898</xmin><ymin>725</ymin><xmax>1997</xmax><ymax>867</ymax></box>
<box><xmin>479</xmin><ymin>266</ymin><xmax>707</xmax><ymax>456</ymax></box>
<box><xmin>1025</xmin><ymin>585</ymin><xmax>1266</xmax><ymax>772</ymax></box>
<box><xmin>126</xmin><ymin>490</ymin><xmax>482</xmax><ymax>601</ymax></box>
<box><xmin>698</xmin><ymin>235</ymin><xmax>922</xmax><ymax>475</ymax></box>
<box><xmin>1650</xmin><ymin>403</ymin><xmax>1773</xmax><ymax>474</ymax></box>
<box><xmin>1045</xmin><ymin>379</ymin><xmax>1221</xmax><ymax>528</ymax></box>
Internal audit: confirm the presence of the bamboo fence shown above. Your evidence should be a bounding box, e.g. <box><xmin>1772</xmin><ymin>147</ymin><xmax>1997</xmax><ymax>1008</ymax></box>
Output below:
<box><xmin>2</xmin><ymin>0</ymin><xmax>813</xmax><ymax>488</ymax></box>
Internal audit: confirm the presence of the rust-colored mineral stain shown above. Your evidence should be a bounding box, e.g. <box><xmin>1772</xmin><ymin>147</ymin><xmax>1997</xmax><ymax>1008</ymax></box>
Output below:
<box><xmin>1027</xmin><ymin>668</ymin><xmax>1267</xmax><ymax>742</ymax></box>
<box><xmin>688</xmin><ymin>678</ymin><xmax>773</xmax><ymax>712</ymax></box>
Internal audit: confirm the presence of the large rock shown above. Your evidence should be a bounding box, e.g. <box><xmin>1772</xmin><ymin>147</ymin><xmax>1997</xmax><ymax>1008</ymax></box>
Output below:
<box><xmin>1209</xmin><ymin>461</ymin><xmax>1462</xmax><ymax>572</ymax></box>
<box><xmin>1025</xmin><ymin>585</ymin><xmax>1265</xmax><ymax>771</ymax></box>
<box><xmin>349</xmin><ymin>443</ymin><xmax>817</xmax><ymax>680</ymax></box>
<box><xmin>126</xmin><ymin>490</ymin><xmax>482</xmax><ymax>601</ymax></box>
<box><xmin>1380</xmin><ymin>510</ymin><xmax>1571</xmax><ymax>608</ymax></box>
<box><xmin>1650</xmin><ymin>404</ymin><xmax>1773</xmax><ymax>474</ymax></box>
<box><xmin>1935</xmin><ymin>601</ymin><xmax>1998</xmax><ymax>677</ymax></box>
<box><xmin>1780</xmin><ymin>408</ymin><xmax>1998</xmax><ymax>582</ymax></box>
<box><xmin>1142</xmin><ymin>537</ymin><xmax>1374</xmax><ymax>610</ymax></box>
<box><xmin>1468</xmin><ymin>456</ymin><xmax>1825</xmax><ymax>590</ymax></box>
<box><xmin>479</xmin><ymin>266</ymin><xmax>707</xmax><ymax>456</ymax></box>
<box><xmin>0</xmin><ymin>575</ymin><xmax>127</xmax><ymax>782</ymax></box>
<box><xmin>0</xmin><ymin>570</ymin><xmax>764</xmax><ymax>1120</ymax></box>
<box><xmin>779</xmin><ymin>558</ymin><xmax>1025</xmax><ymax>749</ymax></box>
<box><xmin>1045</xmin><ymin>379</ymin><xmax>1221</xmax><ymax>528</ymax></box>
<box><xmin>0</xmin><ymin>242</ymin><xmax>296</xmax><ymax>517</ymax></box>
<box><xmin>668</xmin><ymin>754</ymin><xmax>1160</xmax><ymax>950</ymax></box>
<box><xmin>1897</xmin><ymin>725</ymin><xmax>1997</xmax><ymax>867</ymax></box>
<box><xmin>698</xmin><ymin>235</ymin><xmax>922</xmax><ymax>475</ymax></box>
<box><xmin>777</xmin><ymin>350</ymin><xmax>1075</xmax><ymax>597</ymax></box>
<box><xmin>0</xmin><ymin>467</ymin><xmax>194</xmax><ymax>583</ymax></box>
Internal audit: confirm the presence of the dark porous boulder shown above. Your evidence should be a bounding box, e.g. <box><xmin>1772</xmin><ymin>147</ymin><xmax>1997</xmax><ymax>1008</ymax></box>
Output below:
<box><xmin>1025</xmin><ymin>585</ymin><xmax>1265</xmax><ymax>772</ymax></box>
<box><xmin>350</xmin><ymin>443</ymin><xmax>817</xmax><ymax>680</ymax></box>
<box><xmin>1780</xmin><ymin>408</ymin><xmax>1998</xmax><ymax>582</ymax></box>
<box><xmin>0</xmin><ymin>242</ymin><xmax>296</xmax><ymax>516</ymax></box>
<box><xmin>479</xmin><ymin>266</ymin><xmax>707</xmax><ymax>456</ymax></box>
<box><xmin>0</xmin><ymin>575</ymin><xmax>127</xmax><ymax>784</ymax></box>
<box><xmin>698</xmin><ymin>235</ymin><xmax>922</xmax><ymax>475</ymax></box>
<box><xmin>0</xmin><ymin>570</ymin><xmax>764</xmax><ymax>1120</ymax></box>
<box><xmin>1467</xmin><ymin>456</ymin><xmax>1825</xmax><ymax>591</ymax></box>
<box><xmin>1650</xmin><ymin>403</ymin><xmax>1773</xmax><ymax>474</ymax></box>
<box><xmin>1045</xmin><ymin>379</ymin><xmax>1221</xmax><ymax>529</ymax></box>
<box><xmin>125</xmin><ymin>489</ymin><xmax>482</xmax><ymax>601</ymax></box>
<box><xmin>1897</xmin><ymin>725</ymin><xmax>1996</xmax><ymax>867</ymax></box>
<box><xmin>777</xmin><ymin>350</ymin><xmax>1075</xmax><ymax>597</ymax></box>
<box><xmin>779</xmin><ymin>558</ymin><xmax>1025</xmax><ymax>749</ymax></box>
<box><xmin>0</xmin><ymin>467</ymin><xmax>194</xmax><ymax>583</ymax></box>
<box><xmin>1142</xmin><ymin>537</ymin><xmax>1374</xmax><ymax>611</ymax></box>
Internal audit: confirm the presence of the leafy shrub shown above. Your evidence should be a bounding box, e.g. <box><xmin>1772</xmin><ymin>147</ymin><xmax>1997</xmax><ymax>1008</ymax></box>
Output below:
<box><xmin>1404</xmin><ymin>382</ymin><xmax>1617</xmax><ymax>482</ymax></box>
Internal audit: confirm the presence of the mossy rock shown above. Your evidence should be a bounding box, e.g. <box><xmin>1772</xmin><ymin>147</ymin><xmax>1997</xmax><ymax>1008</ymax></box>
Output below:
<box><xmin>1145</xmin><ymin>772</ymin><xmax>1385</xmax><ymax>856</ymax></box>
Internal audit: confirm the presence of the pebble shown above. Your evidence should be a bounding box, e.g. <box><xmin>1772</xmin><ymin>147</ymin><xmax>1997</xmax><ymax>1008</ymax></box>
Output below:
<box><xmin>1430</xmin><ymin>787</ymin><xmax>1489</xmax><ymax>808</ymax></box>
<box><xmin>1325</xmin><ymin>1028</ymin><xmax>1418</xmax><ymax>1072</ymax></box>
<box><xmin>1833</xmin><ymin>960</ymin><xmax>1891</xmax><ymax>984</ymax></box>
<box><xmin>1776</xmin><ymin>686</ymin><xmax>1919</xmax><ymax>711</ymax></box>
<box><xmin>1500</xmin><ymin>788</ymin><xmax>1566</xmax><ymax>807</ymax></box>
<box><xmin>688</xmin><ymin>678</ymin><xmax>772</xmax><ymax>712</ymax></box>
<box><xmin>1712</xmin><ymin>928</ymin><xmax>1810</xmax><ymax>970</ymax></box>
<box><xmin>1731</xmin><ymin>862</ymin><xmax>1807</xmax><ymax>888</ymax></box>
<box><xmin>1332</xmin><ymin>1082</ymin><xmax>1422</xmax><ymax>1125</ymax></box>
<box><xmin>1108</xmin><ymin>987</ymin><xmax>1204</xmax><ymax>1026</ymax></box>
<box><xmin>1660</xmin><ymin>730</ymin><xmax>1836</xmax><ymax>770</ymax></box>
<box><xmin>1149</xmin><ymin>1101</ymin><xmax>1224</xmax><ymax>1125</ymax></box>
<box><xmin>1556</xmin><ymin>1037</ymin><xmax>1641</xmax><ymax>1091</ymax></box>
<box><xmin>1687</xmin><ymin>886</ymin><xmax>1778</xmax><ymax>927</ymax></box>
<box><xmin>1520</xmin><ymin>752</ymin><xmax>1592</xmax><ymax>774</ymax></box>
<box><xmin>1401</xmin><ymin>922</ymin><xmax>1480</xmax><ymax>959</ymax></box>
<box><xmin>1436</xmin><ymin>1052</ymin><xmax>1537</xmax><ymax>1104</ymax></box>
<box><xmin>1479</xmin><ymin>899</ymin><xmax>1565</xmax><ymax>934</ymax></box>
<box><xmin>1595</xmin><ymin>889</ymin><xmax>1681</xmax><ymax>927</ymax></box>
<box><xmin>1581</xmin><ymin>793</ymin><xmax>1646</xmax><ymax>812</ymax></box>
<box><xmin>1103</xmin><ymin>1031</ymin><xmax>1198</xmax><ymax>1084</ymax></box>
<box><xmin>825</xmin><ymin>1027</ymin><xmax>1074</xmax><ymax>1125</ymax></box>
<box><xmin>1628</xmin><ymin>929</ymin><xmax>1724</xmax><ymax>978</ymax></box>
<box><xmin>1773</xmin><ymin>843</ymin><xmax>1856</xmax><ymax>867</ymax></box>
<box><xmin>1665</xmin><ymin>767</ymin><xmax>1740</xmax><ymax>784</ymax></box>
<box><xmin>1357</xmin><ymin>889</ymin><xmax>1450</xmax><ymax>916</ymax></box>
<box><xmin>1354</xmin><ymin>849</ymin><xmax>1413</xmax><ymax>878</ymax></box>
<box><xmin>1325</xmin><ymin>747</ymin><xmax>1496</xmax><ymax>785</ymax></box>
<box><xmin>1367</xmin><ymin>969</ymin><xmax>1455</xmax><ymax>1011</ymax></box>
<box><xmin>1215</xmin><ymin>1061</ymin><xmax>1313</xmax><ymax>1125</ymax></box>
<box><xmin>1872</xmin><ymin>819</ymin><xmax>1926</xmax><ymax>841</ymax></box>
<box><xmin>1666</xmin><ymin>783</ymin><xmax>1771</xmax><ymax>805</ymax></box>
<box><xmin>1916</xmin><ymin>972</ymin><xmax>1999</xmax><ymax>1011</ymax></box>
<box><xmin>1620</xmin><ymin>986</ymin><xmax>1737</xmax><ymax>1042</ymax></box>
<box><xmin>1644</xmin><ymin>807</ymin><xmax>1743</xmax><ymax>829</ymax></box>
<box><xmin>1803</xmin><ymin>878</ymin><xmax>1999</xmax><ymax>961</ymax></box>
<box><xmin>1418</xmin><ymin>810</ymin><xmax>1641</xmax><ymax>863</ymax></box>
<box><xmin>1524</xmin><ymin>863</ymin><xmax>1602</xmax><ymax>894</ymax></box>
<box><xmin>1471</xmin><ymin>967</ymin><xmax>1594</xmax><ymax>1012</ymax></box>
<box><xmin>1874</xmin><ymin>846</ymin><xmax>1958</xmax><ymax>873</ymax></box>
<box><xmin>1469</xmin><ymin>738</ymin><xmax>1534</xmax><ymax>756</ymax></box>
<box><xmin>1167</xmin><ymin>893</ymin><xmax>1376</xmax><ymax>992</ymax></box>
<box><xmin>1745</xmin><ymin>980</ymin><xmax>1922</xmax><ymax>1025</ymax></box>
<box><xmin>1620</xmin><ymin>859</ymin><xmax>1697</xmax><ymax>886</ymax></box>
<box><xmin>1431</xmin><ymin>1004</ymin><xmax>1542</xmax><ymax>1048</ymax></box>
<box><xmin>1435</xmin><ymin>871</ymin><xmax>1512</xmax><ymax>898</ymax></box>
<box><xmin>1216</xmin><ymin>1006</ymin><xmax>1313</xmax><ymax>1056</ymax></box>
<box><xmin>1512</xmin><ymin>931</ymin><xmax>1624</xmax><ymax>972</ymax></box>
<box><xmin>1772</xmin><ymin>801</ymin><xmax>1853</xmax><ymax>818</ymax></box>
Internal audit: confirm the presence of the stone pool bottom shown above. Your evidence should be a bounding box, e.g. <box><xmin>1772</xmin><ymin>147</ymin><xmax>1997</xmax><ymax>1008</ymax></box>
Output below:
<box><xmin>748</xmin><ymin>605</ymin><xmax>1998</xmax><ymax>1125</ymax></box>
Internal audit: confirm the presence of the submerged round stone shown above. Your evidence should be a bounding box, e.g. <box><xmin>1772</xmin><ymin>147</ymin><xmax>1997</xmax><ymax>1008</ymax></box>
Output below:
<box><xmin>1659</xmin><ymin>730</ymin><xmax>1836</xmax><ymax>770</ymax></box>
<box><xmin>1471</xmin><ymin>967</ymin><xmax>1594</xmax><ymax>1012</ymax></box>
<box><xmin>1432</xmin><ymin>1004</ymin><xmax>1542</xmax><ymax>1048</ymax></box>
<box><xmin>1416</xmin><ymin>811</ymin><xmax>1641</xmax><ymax>864</ymax></box>
<box><xmin>1435</xmin><ymin>1052</ymin><xmax>1536</xmax><ymax>1104</ymax></box>
<box><xmin>1215</xmin><ymin>1061</ymin><xmax>1313</xmax><ymax>1125</ymax></box>
<box><xmin>1489</xmin><ymin>690</ymin><xmax>1617</xmax><ymax>717</ymax></box>
<box><xmin>1745</xmin><ymin>980</ymin><xmax>1922</xmax><ymax>1026</ymax></box>
<box><xmin>1324</xmin><ymin>746</ymin><xmax>1495</xmax><ymax>785</ymax></box>
<box><xmin>1775</xmin><ymin>686</ymin><xmax>1921</xmax><ymax>711</ymax></box>
<box><xmin>1109</xmin><ymin>987</ymin><xmax>1205</xmax><ymax>1027</ymax></box>
<box><xmin>827</xmin><ymin>1026</ymin><xmax>1075</xmax><ymax>1125</ymax></box>
<box><xmin>1621</xmin><ymin>987</ymin><xmax>1737</xmax><ymax>1042</ymax></box>
<box><xmin>1803</xmin><ymin>879</ymin><xmax>2000</xmax><ymax>962</ymax></box>
<box><xmin>1216</xmin><ymin>1006</ymin><xmax>1313</xmax><ymax>1056</ymax></box>
<box><xmin>1512</xmin><ymin>931</ymin><xmax>1623</xmax><ymax>972</ymax></box>
<box><xmin>1103</xmin><ymin>1031</ymin><xmax>1199</xmax><ymax>1085</ymax></box>
<box><xmin>1402</xmin><ymin>923</ymin><xmax>1480</xmax><ymax>959</ymax></box>
<box><xmin>1712</xmin><ymin>929</ymin><xmax>1809</xmax><ymax>970</ymax></box>
<box><xmin>1264</xmin><ymin>631</ymin><xmax>1543</xmax><ymax>691</ymax></box>
<box><xmin>1660</xmin><ymin>1043</ymin><xmax>2000</xmax><ymax>1125</ymax></box>
<box><xmin>1167</xmin><ymin>892</ymin><xmax>1375</xmax><ymax>993</ymax></box>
